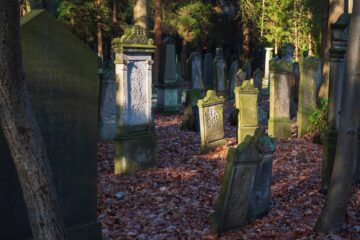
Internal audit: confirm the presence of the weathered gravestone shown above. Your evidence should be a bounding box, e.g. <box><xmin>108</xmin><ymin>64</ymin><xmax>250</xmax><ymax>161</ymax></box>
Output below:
<box><xmin>228</xmin><ymin>60</ymin><xmax>240</xmax><ymax>100</ymax></box>
<box><xmin>112</xmin><ymin>25</ymin><xmax>156</xmax><ymax>174</ymax></box>
<box><xmin>322</xmin><ymin>13</ymin><xmax>351</xmax><ymax>192</ymax></box>
<box><xmin>204</xmin><ymin>53</ymin><xmax>214</xmax><ymax>90</ymax></box>
<box><xmin>197</xmin><ymin>90</ymin><xmax>226</xmax><ymax>152</ymax></box>
<box><xmin>235</xmin><ymin>80</ymin><xmax>259</xmax><ymax>144</ymax></box>
<box><xmin>0</xmin><ymin>10</ymin><xmax>101</xmax><ymax>240</ymax></box>
<box><xmin>181</xmin><ymin>89</ymin><xmax>202</xmax><ymax>132</ymax></box>
<box><xmin>297</xmin><ymin>57</ymin><xmax>319</xmax><ymax>137</ymax></box>
<box><xmin>212</xmin><ymin>129</ymin><xmax>276</xmax><ymax>233</ymax></box>
<box><xmin>253</xmin><ymin>68</ymin><xmax>263</xmax><ymax>92</ymax></box>
<box><xmin>157</xmin><ymin>37</ymin><xmax>180</xmax><ymax>113</ymax></box>
<box><xmin>268</xmin><ymin>60</ymin><xmax>292</xmax><ymax>139</ymax></box>
<box><xmin>262</xmin><ymin>47</ymin><xmax>273</xmax><ymax>95</ymax></box>
<box><xmin>235</xmin><ymin>68</ymin><xmax>247</xmax><ymax>87</ymax></box>
<box><xmin>213</xmin><ymin>48</ymin><xmax>228</xmax><ymax>97</ymax></box>
<box><xmin>188</xmin><ymin>52</ymin><xmax>204</xmax><ymax>91</ymax></box>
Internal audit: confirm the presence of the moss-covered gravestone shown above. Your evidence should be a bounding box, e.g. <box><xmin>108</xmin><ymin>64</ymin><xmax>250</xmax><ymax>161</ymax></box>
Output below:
<box><xmin>212</xmin><ymin>129</ymin><xmax>276</xmax><ymax>233</ymax></box>
<box><xmin>0</xmin><ymin>10</ymin><xmax>101</xmax><ymax>240</ymax></box>
<box><xmin>268</xmin><ymin>60</ymin><xmax>292</xmax><ymax>139</ymax></box>
<box><xmin>197</xmin><ymin>91</ymin><xmax>226</xmax><ymax>152</ymax></box>
<box><xmin>113</xmin><ymin>25</ymin><xmax>156</xmax><ymax>174</ymax></box>
<box><xmin>235</xmin><ymin>80</ymin><xmax>259</xmax><ymax>144</ymax></box>
<box><xmin>297</xmin><ymin>57</ymin><xmax>319</xmax><ymax>137</ymax></box>
<box><xmin>156</xmin><ymin>37</ymin><xmax>180</xmax><ymax>114</ymax></box>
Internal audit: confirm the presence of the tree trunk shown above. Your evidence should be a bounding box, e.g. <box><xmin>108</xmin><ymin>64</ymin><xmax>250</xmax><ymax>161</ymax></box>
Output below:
<box><xmin>0</xmin><ymin>1</ymin><xmax>66</xmax><ymax>239</ymax></box>
<box><xmin>96</xmin><ymin>0</ymin><xmax>104</xmax><ymax>61</ymax></box>
<box><xmin>242</xmin><ymin>23</ymin><xmax>251</xmax><ymax>59</ymax></box>
<box><xmin>154</xmin><ymin>0</ymin><xmax>162</xmax><ymax>85</ymax></box>
<box><xmin>112</xmin><ymin>0</ymin><xmax>117</xmax><ymax>23</ymax></box>
<box><xmin>181</xmin><ymin>39</ymin><xmax>188</xmax><ymax>81</ymax></box>
<box><xmin>315</xmin><ymin>0</ymin><xmax>360</xmax><ymax>232</ymax></box>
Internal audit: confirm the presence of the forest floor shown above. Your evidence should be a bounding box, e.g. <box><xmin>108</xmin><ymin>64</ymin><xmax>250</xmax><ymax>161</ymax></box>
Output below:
<box><xmin>97</xmin><ymin>105</ymin><xmax>360</xmax><ymax>240</ymax></box>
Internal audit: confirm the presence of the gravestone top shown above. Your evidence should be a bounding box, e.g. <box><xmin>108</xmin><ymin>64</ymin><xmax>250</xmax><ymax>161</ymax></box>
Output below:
<box><xmin>270</xmin><ymin>59</ymin><xmax>293</xmax><ymax>74</ymax></box>
<box><xmin>281</xmin><ymin>43</ymin><xmax>294</xmax><ymax>64</ymax></box>
<box><xmin>238</xmin><ymin>79</ymin><xmax>259</xmax><ymax>93</ymax></box>
<box><xmin>298</xmin><ymin>56</ymin><xmax>320</xmax><ymax>70</ymax></box>
<box><xmin>114</xmin><ymin>25</ymin><xmax>154</xmax><ymax>47</ymax></box>
<box><xmin>197</xmin><ymin>90</ymin><xmax>225</xmax><ymax>107</ymax></box>
<box><xmin>216</xmin><ymin>47</ymin><xmax>224</xmax><ymax>56</ymax></box>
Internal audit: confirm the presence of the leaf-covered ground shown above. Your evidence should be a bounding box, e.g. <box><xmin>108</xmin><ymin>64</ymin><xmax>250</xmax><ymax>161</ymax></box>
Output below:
<box><xmin>97</xmin><ymin>105</ymin><xmax>360</xmax><ymax>240</ymax></box>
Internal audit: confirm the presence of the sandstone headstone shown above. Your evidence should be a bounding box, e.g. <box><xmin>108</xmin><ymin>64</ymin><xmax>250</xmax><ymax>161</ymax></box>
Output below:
<box><xmin>157</xmin><ymin>37</ymin><xmax>180</xmax><ymax>113</ymax></box>
<box><xmin>235</xmin><ymin>80</ymin><xmax>259</xmax><ymax>144</ymax></box>
<box><xmin>268</xmin><ymin>60</ymin><xmax>292</xmax><ymax>139</ymax></box>
<box><xmin>204</xmin><ymin>53</ymin><xmax>214</xmax><ymax>90</ymax></box>
<box><xmin>297</xmin><ymin>57</ymin><xmax>319</xmax><ymax>137</ymax></box>
<box><xmin>0</xmin><ymin>10</ymin><xmax>101</xmax><ymax>240</ymax></box>
<box><xmin>213</xmin><ymin>48</ymin><xmax>228</xmax><ymax>97</ymax></box>
<box><xmin>197</xmin><ymin>91</ymin><xmax>226</xmax><ymax>152</ymax></box>
<box><xmin>188</xmin><ymin>52</ymin><xmax>204</xmax><ymax>91</ymax></box>
<box><xmin>113</xmin><ymin>25</ymin><xmax>156</xmax><ymax>174</ymax></box>
<box><xmin>228</xmin><ymin>60</ymin><xmax>240</xmax><ymax>100</ymax></box>
<box><xmin>262</xmin><ymin>47</ymin><xmax>273</xmax><ymax>95</ymax></box>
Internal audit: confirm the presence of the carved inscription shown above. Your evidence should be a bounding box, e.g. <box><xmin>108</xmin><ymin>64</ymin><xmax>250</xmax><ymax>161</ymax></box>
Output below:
<box><xmin>205</xmin><ymin>105</ymin><xmax>223</xmax><ymax>142</ymax></box>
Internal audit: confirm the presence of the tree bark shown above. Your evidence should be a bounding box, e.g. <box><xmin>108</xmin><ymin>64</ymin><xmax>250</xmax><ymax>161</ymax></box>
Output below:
<box><xmin>96</xmin><ymin>0</ymin><xmax>104</xmax><ymax>61</ymax></box>
<box><xmin>242</xmin><ymin>23</ymin><xmax>251</xmax><ymax>59</ymax></box>
<box><xmin>315</xmin><ymin>0</ymin><xmax>360</xmax><ymax>232</ymax></box>
<box><xmin>181</xmin><ymin>39</ymin><xmax>188</xmax><ymax>81</ymax></box>
<box><xmin>0</xmin><ymin>1</ymin><xmax>66</xmax><ymax>239</ymax></box>
<box><xmin>154</xmin><ymin>0</ymin><xmax>162</xmax><ymax>85</ymax></box>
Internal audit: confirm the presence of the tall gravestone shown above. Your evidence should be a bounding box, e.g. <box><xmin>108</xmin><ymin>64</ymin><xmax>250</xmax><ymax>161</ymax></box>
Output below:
<box><xmin>204</xmin><ymin>53</ymin><xmax>214</xmax><ymax>90</ymax></box>
<box><xmin>297</xmin><ymin>57</ymin><xmax>319</xmax><ymax>137</ymax></box>
<box><xmin>213</xmin><ymin>48</ymin><xmax>228</xmax><ymax>97</ymax></box>
<box><xmin>113</xmin><ymin>25</ymin><xmax>156</xmax><ymax>174</ymax></box>
<box><xmin>0</xmin><ymin>10</ymin><xmax>101</xmax><ymax>240</ymax></box>
<box><xmin>157</xmin><ymin>37</ymin><xmax>180</xmax><ymax>113</ymax></box>
<box><xmin>268</xmin><ymin>60</ymin><xmax>292</xmax><ymax>139</ymax></box>
<box><xmin>134</xmin><ymin>0</ymin><xmax>149</xmax><ymax>35</ymax></box>
<box><xmin>212</xmin><ymin>129</ymin><xmax>276</xmax><ymax>233</ymax></box>
<box><xmin>188</xmin><ymin>52</ymin><xmax>204</xmax><ymax>91</ymax></box>
<box><xmin>228</xmin><ymin>60</ymin><xmax>240</xmax><ymax>100</ymax></box>
<box><xmin>262</xmin><ymin>47</ymin><xmax>273</xmax><ymax>95</ymax></box>
<box><xmin>253</xmin><ymin>68</ymin><xmax>263</xmax><ymax>92</ymax></box>
<box><xmin>235</xmin><ymin>80</ymin><xmax>259</xmax><ymax>144</ymax></box>
<box><xmin>197</xmin><ymin>91</ymin><xmax>226</xmax><ymax>152</ymax></box>
<box><xmin>322</xmin><ymin>13</ymin><xmax>350</xmax><ymax>192</ymax></box>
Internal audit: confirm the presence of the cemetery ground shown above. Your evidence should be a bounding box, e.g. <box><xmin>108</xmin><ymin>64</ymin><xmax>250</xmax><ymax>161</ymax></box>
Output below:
<box><xmin>97</xmin><ymin>105</ymin><xmax>360</xmax><ymax>240</ymax></box>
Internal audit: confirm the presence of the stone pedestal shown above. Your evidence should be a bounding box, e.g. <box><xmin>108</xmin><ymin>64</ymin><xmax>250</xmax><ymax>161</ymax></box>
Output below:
<box><xmin>297</xmin><ymin>57</ymin><xmax>319</xmax><ymax>137</ymax></box>
<box><xmin>268</xmin><ymin>60</ymin><xmax>292</xmax><ymax>139</ymax></box>
<box><xmin>156</xmin><ymin>37</ymin><xmax>180</xmax><ymax>113</ymax></box>
<box><xmin>197</xmin><ymin>91</ymin><xmax>226</xmax><ymax>153</ymax></box>
<box><xmin>235</xmin><ymin>80</ymin><xmax>259</xmax><ymax>144</ymax></box>
<box><xmin>113</xmin><ymin>25</ymin><xmax>156</xmax><ymax>174</ymax></box>
<box><xmin>262</xmin><ymin>47</ymin><xmax>273</xmax><ymax>95</ymax></box>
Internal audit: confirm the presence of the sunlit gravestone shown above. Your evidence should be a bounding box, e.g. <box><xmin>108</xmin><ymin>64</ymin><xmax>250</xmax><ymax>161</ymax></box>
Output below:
<box><xmin>268</xmin><ymin>60</ymin><xmax>292</xmax><ymax>139</ymax></box>
<box><xmin>262</xmin><ymin>47</ymin><xmax>273</xmax><ymax>95</ymax></box>
<box><xmin>235</xmin><ymin>80</ymin><xmax>259</xmax><ymax>144</ymax></box>
<box><xmin>197</xmin><ymin>90</ymin><xmax>226</xmax><ymax>153</ymax></box>
<box><xmin>112</xmin><ymin>25</ymin><xmax>157</xmax><ymax>174</ymax></box>
<box><xmin>0</xmin><ymin>10</ymin><xmax>101</xmax><ymax>240</ymax></box>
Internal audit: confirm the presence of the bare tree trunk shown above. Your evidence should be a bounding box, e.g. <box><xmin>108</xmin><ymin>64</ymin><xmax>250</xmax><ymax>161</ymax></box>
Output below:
<box><xmin>96</xmin><ymin>0</ymin><xmax>104</xmax><ymax>61</ymax></box>
<box><xmin>181</xmin><ymin>39</ymin><xmax>188</xmax><ymax>81</ymax></box>
<box><xmin>315</xmin><ymin>0</ymin><xmax>360</xmax><ymax>232</ymax></box>
<box><xmin>0</xmin><ymin>1</ymin><xmax>66</xmax><ymax>239</ymax></box>
<box><xmin>154</xmin><ymin>0</ymin><xmax>162</xmax><ymax>85</ymax></box>
<box><xmin>242</xmin><ymin>23</ymin><xmax>251</xmax><ymax>58</ymax></box>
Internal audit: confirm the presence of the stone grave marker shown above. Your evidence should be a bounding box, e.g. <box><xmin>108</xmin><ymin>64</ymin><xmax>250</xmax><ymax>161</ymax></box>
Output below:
<box><xmin>268</xmin><ymin>60</ymin><xmax>292</xmax><ymax>139</ymax></box>
<box><xmin>113</xmin><ymin>25</ymin><xmax>156</xmax><ymax>174</ymax></box>
<box><xmin>297</xmin><ymin>56</ymin><xmax>319</xmax><ymax>137</ymax></box>
<box><xmin>235</xmin><ymin>80</ymin><xmax>259</xmax><ymax>144</ymax></box>
<box><xmin>181</xmin><ymin>89</ymin><xmax>202</xmax><ymax>132</ymax></box>
<box><xmin>228</xmin><ymin>60</ymin><xmax>240</xmax><ymax>100</ymax></box>
<box><xmin>188</xmin><ymin>51</ymin><xmax>204</xmax><ymax>91</ymax></box>
<box><xmin>213</xmin><ymin>48</ymin><xmax>228</xmax><ymax>97</ymax></box>
<box><xmin>262</xmin><ymin>47</ymin><xmax>273</xmax><ymax>95</ymax></box>
<box><xmin>204</xmin><ymin>52</ymin><xmax>214</xmax><ymax>90</ymax></box>
<box><xmin>157</xmin><ymin>36</ymin><xmax>180</xmax><ymax>113</ymax></box>
<box><xmin>253</xmin><ymin>68</ymin><xmax>263</xmax><ymax>92</ymax></box>
<box><xmin>197</xmin><ymin>90</ymin><xmax>226</xmax><ymax>152</ymax></box>
<box><xmin>0</xmin><ymin>10</ymin><xmax>101</xmax><ymax>240</ymax></box>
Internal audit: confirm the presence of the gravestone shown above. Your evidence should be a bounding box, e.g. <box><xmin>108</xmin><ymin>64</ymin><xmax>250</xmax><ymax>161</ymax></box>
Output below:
<box><xmin>297</xmin><ymin>57</ymin><xmax>319</xmax><ymax>137</ymax></box>
<box><xmin>181</xmin><ymin>89</ymin><xmax>202</xmax><ymax>132</ymax></box>
<box><xmin>268</xmin><ymin>60</ymin><xmax>292</xmax><ymax>139</ymax></box>
<box><xmin>0</xmin><ymin>10</ymin><xmax>101</xmax><ymax>240</ymax></box>
<box><xmin>113</xmin><ymin>25</ymin><xmax>156</xmax><ymax>174</ymax></box>
<box><xmin>253</xmin><ymin>68</ymin><xmax>263</xmax><ymax>92</ymax></box>
<box><xmin>197</xmin><ymin>91</ymin><xmax>226</xmax><ymax>152</ymax></box>
<box><xmin>262</xmin><ymin>47</ymin><xmax>273</xmax><ymax>95</ymax></box>
<box><xmin>157</xmin><ymin>37</ymin><xmax>180</xmax><ymax>113</ymax></box>
<box><xmin>204</xmin><ymin>53</ymin><xmax>214</xmax><ymax>90</ymax></box>
<box><xmin>228</xmin><ymin>60</ymin><xmax>240</xmax><ymax>100</ymax></box>
<box><xmin>322</xmin><ymin>13</ymin><xmax>350</xmax><ymax>192</ymax></box>
<box><xmin>188</xmin><ymin>52</ymin><xmax>204</xmax><ymax>91</ymax></box>
<box><xmin>235</xmin><ymin>68</ymin><xmax>247</xmax><ymax>88</ymax></box>
<box><xmin>235</xmin><ymin>80</ymin><xmax>259</xmax><ymax>144</ymax></box>
<box><xmin>212</xmin><ymin>129</ymin><xmax>276</xmax><ymax>233</ymax></box>
<box><xmin>213</xmin><ymin>48</ymin><xmax>228</xmax><ymax>97</ymax></box>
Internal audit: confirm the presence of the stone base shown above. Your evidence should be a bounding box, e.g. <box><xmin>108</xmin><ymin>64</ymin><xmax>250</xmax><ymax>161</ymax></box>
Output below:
<box><xmin>321</xmin><ymin>129</ymin><xmax>337</xmax><ymax>193</ymax></box>
<box><xmin>156</xmin><ymin>84</ymin><xmax>181</xmax><ymax>114</ymax></box>
<box><xmin>201</xmin><ymin>138</ymin><xmax>227</xmax><ymax>153</ymax></box>
<box><xmin>238</xmin><ymin>126</ymin><xmax>258</xmax><ymax>144</ymax></box>
<box><xmin>297</xmin><ymin>109</ymin><xmax>312</xmax><ymax>137</ymax></box>
<box><xmin>114</xmin><ymin>132</ymin><xmax>157</xmax><ymax>174</ymax></box>
<box><xmin>268</xmin><ymin>118</ymin><xmax>292</xmax><ymax>139</ymax></box>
